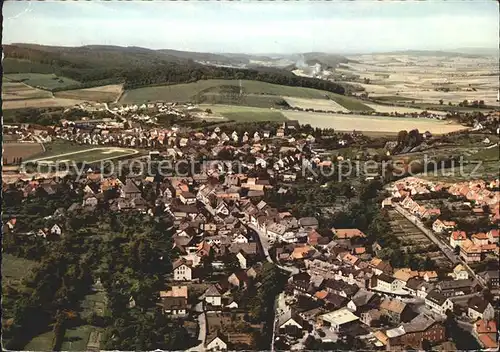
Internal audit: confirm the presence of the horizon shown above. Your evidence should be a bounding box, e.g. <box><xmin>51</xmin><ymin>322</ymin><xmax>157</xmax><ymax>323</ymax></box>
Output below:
<box><xmin>3</xmin><ymin>1</ymin><xmax>499</xmax><ymax>54</ymax></box>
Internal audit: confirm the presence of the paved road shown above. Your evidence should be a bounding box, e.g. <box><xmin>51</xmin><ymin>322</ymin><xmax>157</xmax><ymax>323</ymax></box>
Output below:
<box><xmin>247</xmin><ymin>223</ymin><xmax>273</xmax><ymax>263</ymax></box>
<box><xmin>393</xmin><ymin>204</ymin><xmax>484</xmax><ymax>289</ymax></box>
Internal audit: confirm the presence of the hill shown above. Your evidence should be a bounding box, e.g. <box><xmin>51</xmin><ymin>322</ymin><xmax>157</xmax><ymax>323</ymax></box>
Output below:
<box><xmin>3</xmin><ymin>44</ymin><xmax>349</xmax><ymax>96</ymax></box>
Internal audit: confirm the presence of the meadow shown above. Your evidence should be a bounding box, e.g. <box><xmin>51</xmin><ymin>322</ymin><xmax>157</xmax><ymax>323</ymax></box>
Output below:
<box><xmin>4</xmin><ymin>73</ymin><xmax>81</xmax><ymax>90</ymax></box>
<box><xmin>199</xmin><ymin>104</ymin><xmax>287</xmax><ymax>122</ymax></box>
<box><xmin>54</xmin><ymin>84</ymin><xmax>123</xmax><ymax>103</ymax></box>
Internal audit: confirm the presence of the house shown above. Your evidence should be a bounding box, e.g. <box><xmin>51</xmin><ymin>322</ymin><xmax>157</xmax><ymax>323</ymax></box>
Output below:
<box><xmin>449</xmin><ymin>231</ymin><xmax>467</xmax><ymax>249</ymax></box>
<box><xmin>472</xmin><ymin>232</ymin><xmax>489</xmax><ymax>246</ymax></box>
<box><xmin>318</xmin><ymin>308</ymin><xmax>359</xmax><ymax>333</ymax></box>
<box><xmin>379</xmin><ymin>298</ymin><xmax>414</xmax><ymax>324</ymax></box>
<box><xmin>228</xmin><ymin>271</ymin><xmax>249</xmax><ymax>288</ymax></box>
<box><xmin>432</xmin><ymin>219</ymin><xmax>456</xmax><ymax>234</ymax></box>
<box><xmin>449</xmin><ymin>264</ymin><xmax>469</xmax><ymax>280</ymax></box>
<box><xmin>460</xmin><ymin>239</ymin><xmax>482</xmax><ymax>263</ymax></box>
<box><xmin>369</xmin><ymin>258</ymin><xmax>393</xmax><ymax>275</ymax></box>
<box><xmin>277</xmin><ymin>309</ymin><xmax>307</xmax><ymax>337</ymax></box>
<box><xmin>122</xmin><ymin>179</ymin><xmax>142</xmax><ymax>199</ymax></box>
<box><xmin>487</xmin><ymin>229</ymin><xmax>499</xmax><ymax>244</ymax></box>
<box><xmin>468</xmin><ymin>296</ymin><xmax>495</xmax><ymax>321</ymax></box>
<box><xmin>436</xmin><ymin>279</ymin><xmax>476</xmax><ymax>297</ymax></box>
<box><xmin>290</xmin><ymin>272</ymin><xmax>311</xmax><ymax>295</ymax></box>
<box><xmin>371</xmin><ymin>273</ymin><xmax>403</xmax><ymax>293</ymax></box>
<box><xmin>424</xmin><ymin>290</ymin><xmax>453</xmax><ymax>316</ymax></box>
<box><xmin>179</xmin><ymin>191</ymin><xmax>197</xmax><ymax>205</ymax></box>
<box><xmin>346</xmin><ymin>289</ymin><xmax>379</xmax><ymax>314</ymax></box>
<box><xmin>360</xmin><ymin>309</ymin><xmax>383</xmax><ymax>327</ymax></box>
<box><xmin>333</xmin><ymin>228</ymin><xmax>367</xmax><ymax>240</ymax></box>
<box><xmin>477</xmin><ymin>270</ymin><xmax>499</xmax><ymax>288</ymax></box>
<box><xmin>474</xmin><ymin>319</ymin><xmax>498</xmax><ymax>350</ymax></box>
<box><xmin>206</xmin><ymin>333</ymin><xmax>228</xmax><ymax>351</ymax></box>
<box><xmin>204</xmin><ymin>285</ymin><xmax>222</xmax><ymax>307</ymax></box>
<box><xmin>50</xmin><ymin>224</ymin><xmax>63</xmax><ymax>236</ymax></box>
<box><xmin>235</xmin><ymin>251</ymin><xmax>248</xmax><ymax>269</ymax></box>
<box><xmin>298</xmin><ymin>217</ymin><xmax>319</xmax><ymax>230</ymax></box>
<box><xmin>173</xmin><ymin>259</ymin><xmax>193</xmax><ymax>281</ymax></box>
<box><xmin>387</xmin><ymin>314</ymin><xmax>446</xmax><ymax>349</ymax></box>
<box><xmin>161</xmin><ymin>296</ymin><xmax>188</xmax><ymax>317</ymax></box>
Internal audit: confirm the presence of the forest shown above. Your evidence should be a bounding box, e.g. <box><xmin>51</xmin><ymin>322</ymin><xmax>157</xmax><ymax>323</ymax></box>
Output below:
<box><xmin>3</xmin><ymin>44</ymin><xmax>348</xmax><ymax>95</ymax></box>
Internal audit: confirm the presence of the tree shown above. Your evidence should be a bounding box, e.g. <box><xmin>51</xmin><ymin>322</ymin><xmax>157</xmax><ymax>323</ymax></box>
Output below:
<box><xmin>439</xmin><ymin>99</ymin><xmax>444</xmax><ymax>105</ymax></box>
<box><xmin>454</xmin><ymin>245</ymin><xmax>460</xmax><ymax>255</ymax></box>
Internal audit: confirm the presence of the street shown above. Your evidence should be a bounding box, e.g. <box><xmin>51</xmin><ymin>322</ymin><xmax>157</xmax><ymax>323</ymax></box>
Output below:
<box><xmin>393</xmin><ymin>204</ymin><xmax>484</xmax><ymax>289</ymax></box>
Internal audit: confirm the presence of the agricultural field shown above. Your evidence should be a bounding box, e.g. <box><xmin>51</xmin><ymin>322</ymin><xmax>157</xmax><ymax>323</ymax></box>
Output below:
<box><xmin>30</xmin><ymin>147</ymin><xmax>139</xmax><ymax>164</ymax></box>
<box><xmin>3</xmin><ymin>142</ymin><xmax>45</xmax><ymax>165</ymax></box>
<box><xmin>54</xmin><ymin>84</ymin><xmax>123</xmax><ymax>103</ymax></box>
<box><xmin>4</xmin><ymin>73</ymin><xmax>81</xmax><ymax>90</ymax></box>
<box><xmin>3</xmin><ymin>97</ymin><xmax>84</xmax><ymax>110</ymax></box>
<box><xmin>282</xmin><ymin>110</ymin><xmax>467</xmax><ymax>134</ymax></box>
<box><xmin>200</xmin><ymin>104</ymin><xmax>286</xmax><ymax>122</ymax></box>
<box><xmin>283</xmin><ymin>96</ymin><xmax>351</xmax><ymax>113</ymax></box>
<box><xmin>364</xmin><ymin>103</ymin><xmax>448</xmax><ymax>116</ymax></box>
<box><xmin>2</xmin><ymin>81</ymin><xmax>53</xmax><ymax>101</ymax></box>
<box><xmin>338</xmin><ymin>54</ymin><xmax>500</xmax><ymax>107</ymax></box>
<box><xmin>122</xmin><ymin>79</ymin><xmax>345</xmax><ymax>102</ymax></box>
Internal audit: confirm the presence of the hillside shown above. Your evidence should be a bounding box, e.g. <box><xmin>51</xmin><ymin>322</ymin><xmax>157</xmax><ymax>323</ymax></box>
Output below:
<box><xmin>3</xmin><ymin>44</ymin><xmax>349</xmax><ymax>96</ymax></box>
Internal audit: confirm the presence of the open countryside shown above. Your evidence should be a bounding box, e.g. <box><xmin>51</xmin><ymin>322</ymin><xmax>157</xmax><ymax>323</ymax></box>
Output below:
<box><xmin>283</xmin><ymin>110</ymin><xmax>468</xmax><ymax>134</ymax></box>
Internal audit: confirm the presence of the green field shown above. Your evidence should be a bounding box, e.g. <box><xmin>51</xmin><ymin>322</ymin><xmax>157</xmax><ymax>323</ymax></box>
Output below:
<box><xmin>4</xmin><ymin>73</ymin><xmax>81</xmax><ymax>90</ymax></box>
<box><xmin>31</xmin><ymin>147</ymin><xmax>139</xmax><ymax>164</ymax></box>
<box><xmin>200</xmin><ymin>104</ymin><xmax>287</xmax><ymax>122</ymax></box>
<box><xmin>120</xmin><ymin>79</ymin><xmax>373</xmax><ymax>112</ymax></box>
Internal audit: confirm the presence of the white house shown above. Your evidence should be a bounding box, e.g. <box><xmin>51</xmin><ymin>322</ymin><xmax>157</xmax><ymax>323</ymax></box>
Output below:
<box><xmin>206</xmin><ymin>335</ymin><xmax>227</xmax><ymax>351</ymax></box>
<box><xmin>468</xmin><ymin>296</ymin><xmax>495</xmax><ymax>321</ymax></box>
<box><xmin>173</xmin><ymin>260</ymin><xmax>193</xmax><ymax>281</ymax></box>
<box><xmin>425</xmin><ymin>290</ymin><xmax>453</xmax><ymax>316</ymax></box>
<box><xmin>236</xmin><ymin>251</ymin><xmax>247</xmax><ymax>269</ymax></box>
<box><xmin>50</xmin><ymin>224</ymin><xmax>63</xmax><ymax>236</ymax></box>
<box><xmin>204</xmin><ymin>285</ymin><xmax>222</xmax><ymax>306</ymax></box>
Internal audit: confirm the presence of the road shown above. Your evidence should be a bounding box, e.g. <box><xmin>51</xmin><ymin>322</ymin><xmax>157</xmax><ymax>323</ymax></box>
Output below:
<box><xmin>393</xmin><ymin>204</ymin><xmax>484</xmax><ymax>289</ymax></box>
<box><xmin>247</xmin><ymin>223</ymin><xmax>299</xmax><ymax>275</ymax></box>
<box><xmin>104</xmin><ymin>102</ymin><xmax>127</xmax><ymax>123</ymax></box>
<box><xmin>187</xmin><ymin>311</ymin><xmax>206</xmax><ymax>352</ymax></box>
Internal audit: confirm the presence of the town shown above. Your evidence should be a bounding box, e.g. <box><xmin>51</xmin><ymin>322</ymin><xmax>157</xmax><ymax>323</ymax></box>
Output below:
<box><xmin>2</xmin><ymin>100</ymin><xmax>499</xmax><ymax>351</ymax></box>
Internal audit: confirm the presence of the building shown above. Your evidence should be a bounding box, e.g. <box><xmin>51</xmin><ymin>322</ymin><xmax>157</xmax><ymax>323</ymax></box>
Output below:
<box><xmin>449</xmin><ymin>264</ymin><xmax>469</xmax><ymax>280</ymax></box>
<box><xmin>379</xmin><ymin>298</ymin><xmax>414</xmax><ymax>324</ymax></box>
<box><xmin>206</xmin><ymin>333</ymin><xmax>228</xmax><ymax>351</ymax></box>
<box><xmin>318</xmin><ymin>308</ymin><xmax>359</xmax><ymax>333</ymax></box>
<box><xmin>460</xmin><ymin>239</ymin><xmax>482</xmax><ymax>263</ymax></box>
<box><xmin>424</xmin><ymin>290</ymin><xmax>453</xmax><ymax>317</ymax></box>
<box><xmin>161</xmin><ymin>296</ymin><xmax>188</xmax><ymax>317</ymax></box>
<box><xmin>387</xmin><ymin>314</ymin><xmax>446</xmax><ymax>349</ymax></box>
<box><xmin>204</xmin><ymin>285</ymin><xmax>222</xmax><ymax>307</ymax></box>
<box><xmin>449</xmin><ymin>231</ymin><xmax>467</xmax><ymax>249</ymax></box>
<box><xmin>173</xmin><ymin>259</ymin><xmax>193</xmax><ymax>281</ymax></box>
<box><xmin>478</xmin><ymin>270</ymin><xmax>500</xmax><ymax>288</ymax></box>
<box><xmin>468</xmin><ymin>296</ymin><xmax>495</xmax><ymax>321</ymax></box>
<box><xmin>436</xmin><ymin>279</ymin><xmax>477</xmax><ymax>297</ymax></box>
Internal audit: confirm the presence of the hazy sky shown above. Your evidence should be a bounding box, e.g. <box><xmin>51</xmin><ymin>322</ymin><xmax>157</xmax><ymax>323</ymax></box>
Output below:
<box><xmin>3</xmin><ymin>1</ymin><xmax>499</xmax><ymax>53</ymax></box>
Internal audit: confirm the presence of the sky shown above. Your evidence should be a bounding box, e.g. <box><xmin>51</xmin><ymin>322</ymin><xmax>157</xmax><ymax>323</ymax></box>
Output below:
<box><xmin>3</xmin><ymin>1</ymin><xmax>499</xmax><ymax>54</ymax></box>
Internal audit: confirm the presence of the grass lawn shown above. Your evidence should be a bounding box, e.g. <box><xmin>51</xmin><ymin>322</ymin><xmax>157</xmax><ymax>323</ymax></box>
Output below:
<box><xmin>4</xmin><ymin>73</ymin><xmax>81</xmax><ymax>90</ymax></box>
